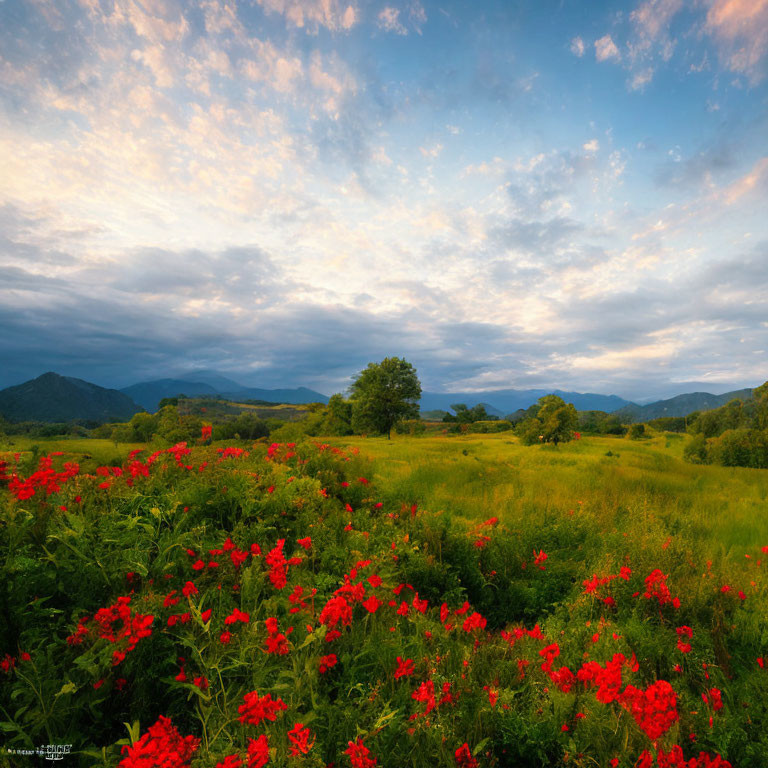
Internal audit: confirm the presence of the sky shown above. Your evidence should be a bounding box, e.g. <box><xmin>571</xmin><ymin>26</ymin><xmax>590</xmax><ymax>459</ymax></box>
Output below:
<box><xmin>0</xmin><ymin>0</ymin><xmax>766</xmax><ymax>400</ymax></box>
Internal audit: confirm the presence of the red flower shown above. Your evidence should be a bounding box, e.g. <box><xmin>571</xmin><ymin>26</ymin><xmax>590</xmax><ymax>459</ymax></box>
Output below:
<box><xmin>394</xmin><ymin>656</ymin><xmax>415</xmax><ymax>679</ymax></box>
<box><xmin>345</xmin><ymin>739</ymin><xmax>377</xmax><ymax>768</ymax></box>
<box><xmin>182</xmin><ymin>581</ymin><xmax>198</xmax><ymax>598</ymax></box>
<box><xmin>246</xmin><ymin>735</ymin><xmax>269</xmax><ymax>768</ymax></box>
<box><xmin>319</xmin><ymin>654</ymin><xmax>338</xmax><ymax>674</ymax></box>
<box><xmin>362</xmin><ymin>595</ymin><xmax>382</xmax><ymax>613</ymax></box>
<box><xmin>297</xmin><ymin>537</ymin><xmax>312</xmax><ymax>550</ymax></box>
<box><xmin>287</xmin><ymin>723</ymin><xmax>314</xmax><ymax>756</ymax></box>
<box><xmin>238</xmin><ymin>691</ymin><xmax>287</xmax><ymax>727</ymax></box>
<box><xmin>117</xmin><ymin>716</ymin><xmax>200</xmax><ymax>768</ymax></box>
<box><xmin>454</xmin><ymin>743</ymin><xmax>478</xmax><ymax>768</ymax></box>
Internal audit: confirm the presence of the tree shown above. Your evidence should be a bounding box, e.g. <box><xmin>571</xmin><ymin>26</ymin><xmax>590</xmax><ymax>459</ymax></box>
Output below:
<box><xmin>349</xmin><ymin>357</ymin><xmax>421</xmax><ymax>439</ymax></box>
<box><xmin>323</xmin><ymin>394</ymin><xmax>353</xmax><ymax>436</ymax></box>
<box><xmin>445</xmin><ymin>403</ymin><xmax>489</xmax><ymax>424</ymax></box>
<box><xmin>519</xmin><ymin>394</ymin><xmax>578</xmax><ymax>446</ymax></box>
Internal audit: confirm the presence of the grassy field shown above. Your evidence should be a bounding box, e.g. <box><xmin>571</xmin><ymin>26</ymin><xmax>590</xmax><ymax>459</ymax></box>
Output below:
<box><xmin>0</xmin><ymin>436</ymin><xmax>147</xmax><ymax>467</ymax></box>
<box><xmin>327</xmin><ymin>432</ymin><xmax>768</xmax><ymax>561</ymax></box>
<box><xmin>1</xmin><ymin>431</ymin><xmax>766</xmax><ymax>767</ymax></box>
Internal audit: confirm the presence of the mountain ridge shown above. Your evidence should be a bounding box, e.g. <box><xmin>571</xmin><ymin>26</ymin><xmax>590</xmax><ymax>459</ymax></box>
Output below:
<box><xmin>0</xmin><ymin>372</ymin><xmax>143</xmax><ymax>423</ymax></box>
<box><xmin>613</xmin><ymin>388</ymin><xmax>754</xmax><ymax>423</ymax></box>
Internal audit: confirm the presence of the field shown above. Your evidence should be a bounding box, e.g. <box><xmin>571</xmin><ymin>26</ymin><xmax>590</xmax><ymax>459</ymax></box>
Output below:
<box><xmin>0</xmin><ymin>432</ymin><xmax>766</xmax><ymax>768</ymax></box>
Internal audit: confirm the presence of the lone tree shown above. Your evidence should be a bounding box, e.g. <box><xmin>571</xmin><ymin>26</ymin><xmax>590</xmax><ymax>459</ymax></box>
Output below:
<box><xmin>349</xmin><ymin>357</ymin><xmax>421</xmax><ymax>439</ymax></box>
<box><xmin>520</xmin><ymin>394</ymin><xmax>578</xmax><ymax>446</ymax></box>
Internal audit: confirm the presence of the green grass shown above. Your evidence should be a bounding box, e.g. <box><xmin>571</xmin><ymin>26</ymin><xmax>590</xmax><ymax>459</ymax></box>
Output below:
<box><xmin>2</xmin><ymin>431</ymin><xmax>766</xmax><ymax>766</ymax></box>
<box><xmin>328</xmin><ymin>432</ymin><xmax>768</xmax><ymax>563</ymax></box>
<box><xmin>0</xmin><ymin>436</ymin><xmax>146</xmax><ymax>464</ymax></box>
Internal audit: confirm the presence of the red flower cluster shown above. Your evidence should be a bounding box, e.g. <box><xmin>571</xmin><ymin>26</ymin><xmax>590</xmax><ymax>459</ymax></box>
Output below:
<box><xmin>455</xmin><ymin>743</ymin><xmax>478</xmax><ymax>768</ymax></box>
<box><xmin>636</xmin><ymin>746</ymin><xmax>732</xmax><ymax>768</ymax></box>
<box><xmin>264</xmin><ymin>539</ymin><xmax>300</xmax><ymax>589</ymax></box>
<box><xmin>246</xmin><ymin>735</ymin><xmax>269</xmax><ymax>768</ymax></box>
<box><xmin>286</xmin><ymin>723</ymin><xmax>314</xmax><ymax>756</ymax></box>
<box><xmin>7</xmin><ymin>454</ymin><xmax>80</xmax><ymax>501</ymax></box>
<box><xmin>264</xmin><ymin>617</ymin><xmax>290</xmax><ymax>655</ymax></box>
<box><xmin>117</xmin><ymin>716</ymin><xmax>199</xmax><ymax>768</ymax></box>
<box><xmin>66</xmin><ymin>596</ymin><xmax>153</xmax><ymax>666</ymax></box>
<box><xmin>410</xmin><ymin>679</ymin><xmax>436</xmax><ymax>720</ymax></box>
<box><xmin>620</xmin><ymin>680</ymin><xmax>679</xmax><ymax>740</ymax></box>
<box><xmin>676</xmin><ymin>626</ymin><xmax>693</xmax><ymax>654</ymax></box>
<box><xmin>644</xmin><ymin>569</ymin><xmax>681</xmax><ymax>609</ymax></box>
<box><xmin>394</xmin><ymin>656</ymin><xmax>415</xmax><ymax>679</ymax></box>
<box><xmin>345</xmin><ymin>738</ymin><xmax>377</xmax><ymax>768</ymax></box>
<box><xmin>319</xmin><ymin>595</ymin><xmax>353</xmax><ymax>631</ymax></box>
<box><xmin>238</xmin><ymin>690</ymin><xmax>288</xmax><ymax>727</ymax></box>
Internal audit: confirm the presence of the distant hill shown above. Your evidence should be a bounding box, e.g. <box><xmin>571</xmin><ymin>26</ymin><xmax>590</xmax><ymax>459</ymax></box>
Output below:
<box><xmin>221</xmin><ymin>387</ymin><xmax>329</xmax><ymax>405</ymax></box>
<box><xmin>121</xmin><ymin>373</ymin><xmax>330</xmax><ymax>411</ymax></box>
<box><xmin>0</xmin><ymin>373</ymin><xmax>143</xmax><ymax>423</ymax></box>
<box><xmin>121</xmin><ymin>379</ymin><xmax>219</xmax><ymax>411</ymax></box>
<box><xmin>419</xmin><ymin>389</ymin><xmax>632</xmax><ymax>415</ymax></box>
<box><xmin>175</xmin><ymin>370</ymin><xmax>247</xmax><ymax>392</ymax></box>
<box><xmin>614</xmin><ymin>389</ymin><xmax>754</xmax><ymax>423</ymax></box>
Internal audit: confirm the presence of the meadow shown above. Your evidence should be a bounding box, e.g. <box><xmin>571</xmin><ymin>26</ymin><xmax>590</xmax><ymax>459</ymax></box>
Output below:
<box><xmin>0</xmin><ymin>431</ymin><xmax>765</xmax><ymax>767</ymax></box>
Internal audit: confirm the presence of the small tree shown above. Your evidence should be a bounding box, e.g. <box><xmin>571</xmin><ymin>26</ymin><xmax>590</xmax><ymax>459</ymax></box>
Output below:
<box><xmin>349</xmin><ymin>357</ymin><xmax>421</xmax><ymax>439</ymax></box>
<box><xmin>323</xmin><ymin>394</ymin><xmax>353</xmax><ymax>436</ymax></box>
<box><xmin>519</xmin><ymin>394</ymin><xmax>578</xmax><ymax>446</ymax></box>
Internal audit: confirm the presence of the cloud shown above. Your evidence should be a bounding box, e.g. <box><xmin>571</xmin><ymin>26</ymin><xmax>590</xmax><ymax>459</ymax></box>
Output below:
<box><xmin>705</xmin><ymin>0</ymin><xmax>768</xmax><ymax>82</ymax></box>
<box><xmin>570</xmin><ymin>36</ymin><xmax>585</xmax><ymax>57</ymax></box>
<box><xmin>629</xmin><ymin>67</ymin><xmax>654</xmax><ymax>90</ymax></box>
<box><xmin>240</xmin><ymin>41</ymin><xmax>303</xmax><ymax>94</ymax></box>
<box><xmin>378</xmin><ymin>7</ymin><xmax>407</xmax><ymax>35</ymax></box>
<box><xmin>254</xmin><ymin>0</ymin><xmax>358</xmax><ymax>33</ymax></box>
<box><xmin>595</xmin><ymin>35</ymin><xmax>621</xmax><ymax>61</ymax></box>
<box><xmin>377</xmin><ymin>3</ymin><xmax>427</xmax><ymax>35</ymax></box>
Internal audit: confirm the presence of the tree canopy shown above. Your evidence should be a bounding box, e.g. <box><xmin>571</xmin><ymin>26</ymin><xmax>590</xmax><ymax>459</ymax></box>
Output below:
<box><xmin>349</xmin><ymin>358</ymin><xmax>421</xmax><ymax>438</ymax></box>
<box><xmin>519</xmin><ymin>394</ymin><xmax>578</xmax><ymax>445</ymax></box>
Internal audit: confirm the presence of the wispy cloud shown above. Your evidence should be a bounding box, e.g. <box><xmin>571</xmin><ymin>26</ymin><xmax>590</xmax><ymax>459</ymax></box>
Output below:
<box><xmin>595</xmin><ymin>35</ymin><xmax>621</xmax><ymax>62</ymax></box>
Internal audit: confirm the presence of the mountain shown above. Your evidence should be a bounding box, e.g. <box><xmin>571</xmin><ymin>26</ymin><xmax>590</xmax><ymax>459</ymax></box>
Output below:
<box><xmin>419</xmin><ymin>389</ymin><xmax>633</xmax><ymax>415</ymax></box>
<box><xmin>121</xmin><ymin>379</ymin><xmax>219</xmax><ymax>411</ymax></box>
<box><xmin>0</xmin><ymin>372</ymin><xmax>143</xmax><ymax>423</ymax></box>
<box><xmin>221</xmin><ymin>387</ymin><xmax>329</xmax><ymax>405</ymax></box>
<box><xmin>175</xmin><ymin>370</ymin><xmax>247</xmax><ymax>392</ymax></box>
<box><xmin>614</xmin><ymin>389</ymin><xmax>754</xmax><ymax>423</ymax></box>
<box><xmin>478</xmin><ymin>402</ymin><xmax>506</xmax><ymax>419</ymax></box>
<box><xmin>121</xmin><ymin>374</ymin><xmax>330</xmax><ymax>411</ymax></box>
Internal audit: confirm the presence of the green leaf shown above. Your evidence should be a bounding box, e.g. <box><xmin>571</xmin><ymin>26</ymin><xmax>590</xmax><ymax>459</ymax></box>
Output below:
<box><xmin>472</xmin><ymin>738</ymin><xmax>489</xmax><ymax>756</ymax></box>
<box><xmin>55</xmin><ymin>682</ymin><xmax>77</xmax><ymax>697</ymax></box>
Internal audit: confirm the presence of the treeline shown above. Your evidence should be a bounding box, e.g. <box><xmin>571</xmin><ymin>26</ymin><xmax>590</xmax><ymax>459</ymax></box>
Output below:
<box><xmin>683</xmin><ymin>382</ymin><xmax>768</xmax><ymax>468</ymax></box>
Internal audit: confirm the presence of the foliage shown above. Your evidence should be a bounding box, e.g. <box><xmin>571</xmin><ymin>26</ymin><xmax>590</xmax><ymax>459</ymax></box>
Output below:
<box><xmin>578</xmin><ymin>410</ymin><xmax>626</xmax><ymax>435</ymax></box>
<box><xmin>0</xmin><ymin>434</ymin><xmax>766</xmax><ymax>768</ymax></box>
<box><xmin>323</xmin><ymin>394</ymin><xmax>354</xmax><ymax>436</ymax></box>
<box><xmin>647</xmin><ymin>417</ymin><xmax>687</xmax><ymax>433</ymax></box>
<box><xmin>349</xmin><ymin>358</ymin><xmax>422</xmax><ymax>439</ymax></box>
<box><xmin>519</xmin><ymin>395</ymin><xmax>578</xmax><ymax>446</ymax></box>
<box><xmin>628</xmin><ymin>423</ymin><xmax>647</xmax><ymax>440</ymax></box>
<box><xmin>443</xmin><ymin>404</ymin><xmax>491</xmax><ymax>424</ymax></box>
<box><xmin>683</xmin><ymin>382</ymin><xmax>768</xmax><ymax>468</ymax></box>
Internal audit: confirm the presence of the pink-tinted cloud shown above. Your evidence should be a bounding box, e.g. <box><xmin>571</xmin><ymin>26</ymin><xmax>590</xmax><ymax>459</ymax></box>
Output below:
<box><xmin>595</xmin><ymin>35</ymin><xmax>621</xmax><ymax>61</ymax></box>
<box><xmin>706</xmin><ymin>0</ymin><xmax>768</xmax><ymax>82</ymax></box>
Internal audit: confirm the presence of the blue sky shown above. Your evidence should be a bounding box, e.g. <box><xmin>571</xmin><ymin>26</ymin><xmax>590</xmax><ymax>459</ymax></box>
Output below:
<box><xmin>0</xmin><ymin>0</ymin><xmax>766</xmax><ymax>399</ymax></box>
